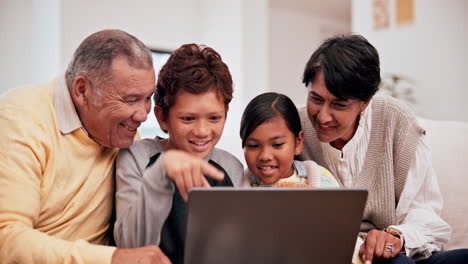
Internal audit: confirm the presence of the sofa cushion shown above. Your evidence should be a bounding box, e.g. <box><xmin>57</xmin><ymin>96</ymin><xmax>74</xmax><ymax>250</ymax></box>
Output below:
<box><xmin>421</xmin><ymin>118</ymin><xmax>468</xmax><ymax>250</ymax></box>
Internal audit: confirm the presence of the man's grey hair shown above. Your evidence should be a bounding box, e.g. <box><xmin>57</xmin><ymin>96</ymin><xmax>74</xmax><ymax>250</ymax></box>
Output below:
<box><xmin>65</xmin><ymin>29</ymin><xmax>153</xmax><ymax>105</ymax></box>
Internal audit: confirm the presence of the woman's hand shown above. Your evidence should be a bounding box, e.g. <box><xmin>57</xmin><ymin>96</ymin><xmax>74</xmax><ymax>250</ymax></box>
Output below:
<box><xmin>163</xmin><ymin>150</ymin><xmax>224</xmax><ymax>201</ymax></box>
<box><xmin>359</xmin><ymin>229</ymin><xmax>402</xmax><ymax>264</ymax></box>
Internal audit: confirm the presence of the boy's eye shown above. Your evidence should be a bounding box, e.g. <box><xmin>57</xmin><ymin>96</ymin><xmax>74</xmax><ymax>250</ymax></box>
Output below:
<box><xmin>181</xmin><ymin>117</ymin><xmax>195</xmax><ymax>121</ymax></box>
<box><xmin>272</xmin><ymin>143</ymin><xmax>284</xmax><ymax>148</ymax></box>
<box><xmin>209</xmin><ymin>115</ymin><xmax>222</xmax><ymax>121</ymax></box>
<box><xmin>246</xmin><ymin>144</ymin><xmax>259</xmax><ymax>149</ymax></box>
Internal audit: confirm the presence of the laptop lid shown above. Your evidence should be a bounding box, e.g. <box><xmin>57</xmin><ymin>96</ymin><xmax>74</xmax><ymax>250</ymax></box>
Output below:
<box><xmin>184</xmin><ymin>188</ymin><xmax>367</xmax><ymax>264</ymax></box>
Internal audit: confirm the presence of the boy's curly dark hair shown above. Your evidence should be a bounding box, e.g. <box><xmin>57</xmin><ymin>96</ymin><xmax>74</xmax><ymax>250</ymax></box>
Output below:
<box><xmin>154</xmin><ymin>44</ymin><xmax>233</xmax><ymax>117</ymax></box>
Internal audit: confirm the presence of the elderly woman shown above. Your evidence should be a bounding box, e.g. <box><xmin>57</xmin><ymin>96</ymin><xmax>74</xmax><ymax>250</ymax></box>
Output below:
<box><xmin>299</xmin><ymin>34</ymin><xmax>468</xmax><ymax>264</ymax></box>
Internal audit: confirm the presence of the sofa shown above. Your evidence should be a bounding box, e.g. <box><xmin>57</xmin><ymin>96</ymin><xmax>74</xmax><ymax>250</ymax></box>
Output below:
<box><xmin>421</xmin><ymin>118</ymin><xmax>468</xmax><ymax>250</ymax></box>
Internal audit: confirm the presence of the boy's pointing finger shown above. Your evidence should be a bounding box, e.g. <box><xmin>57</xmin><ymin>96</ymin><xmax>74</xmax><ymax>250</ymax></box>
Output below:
<box><xmin>201</xmin><ymin>162</ymin><xmax>224</xmax><ymax>181</ymax></box>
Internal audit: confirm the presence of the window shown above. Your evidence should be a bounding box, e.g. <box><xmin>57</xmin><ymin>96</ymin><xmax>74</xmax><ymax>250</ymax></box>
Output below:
<box><xmin>138</xmin><ymin>49</ymin><xmax>171</xmax><ymax>139</ymax></box>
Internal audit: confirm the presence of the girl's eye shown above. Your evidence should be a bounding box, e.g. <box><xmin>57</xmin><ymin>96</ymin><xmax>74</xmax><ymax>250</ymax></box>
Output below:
<box><xmin>246</xmin><ymin>144</ymin><xmax>259</xmax><ymax>149</ymax></box>
<box><xmin>272</xmin><ymin>143</ymin><xmax>284</xmax><ymax>148</ymax></box>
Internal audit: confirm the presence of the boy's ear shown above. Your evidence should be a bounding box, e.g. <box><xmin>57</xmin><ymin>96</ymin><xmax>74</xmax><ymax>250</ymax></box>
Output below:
<box><xmin>154</xmin><ymin>105</ymin><xmax>169</xmax><ymax>132</ymax></box>
<box><xmin>294</xmin><ymin>130</ymin><xmax>304</xmax><ymax>156</ymax></box>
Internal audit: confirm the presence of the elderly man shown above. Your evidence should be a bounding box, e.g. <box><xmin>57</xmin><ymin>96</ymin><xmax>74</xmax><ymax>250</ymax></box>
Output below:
<box><xmin>0</xmin><ymin>30</ymin><xmax>170</xmax><ymax>263</ymax></box>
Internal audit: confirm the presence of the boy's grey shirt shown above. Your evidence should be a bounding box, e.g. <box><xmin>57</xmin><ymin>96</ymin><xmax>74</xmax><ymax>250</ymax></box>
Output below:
<box><xmin>113</xmin><ymin>137</ymin><xmax>245</xmax><ymax>248</ymax></box>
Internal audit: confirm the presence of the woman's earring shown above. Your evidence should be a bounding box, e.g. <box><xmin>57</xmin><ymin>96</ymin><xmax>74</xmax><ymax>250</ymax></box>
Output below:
<box><xmin>359</xmin><ymin>111</ymin><xmax>364</xmax><ymax>127</ymax></box>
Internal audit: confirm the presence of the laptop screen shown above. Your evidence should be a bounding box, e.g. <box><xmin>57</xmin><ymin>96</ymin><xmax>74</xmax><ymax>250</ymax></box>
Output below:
<box><xmin>184</xmin><ymin>188</ymin><xmax>367</xmax><ymax>264</ymax></box>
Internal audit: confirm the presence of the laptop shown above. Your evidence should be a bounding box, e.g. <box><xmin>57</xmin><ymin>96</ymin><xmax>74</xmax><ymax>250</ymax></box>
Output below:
<box><xmin>184</xmin><ymin>188</ymin><xmax>367</xmax><ymax>264</ymax></box>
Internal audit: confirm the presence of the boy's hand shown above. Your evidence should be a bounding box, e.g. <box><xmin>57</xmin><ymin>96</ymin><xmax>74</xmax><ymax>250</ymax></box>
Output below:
<box><xmin>163</xmin><ymin>150</ymin><xmax>225</xmax><ymax>201</ymax></box>
<box><xmin>359</xmin><ymin>229</ymin><xmax>401</xmax><ymax>264</ymax></box>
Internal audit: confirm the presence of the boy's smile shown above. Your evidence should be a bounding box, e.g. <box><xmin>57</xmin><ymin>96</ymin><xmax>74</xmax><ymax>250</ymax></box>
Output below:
<box><xmin>156</xmin><ymin>89</ymin><xmax>226</xmax><ymax>159</ymax></box>
<box><xmin>189</xmin><ymin>139</ymin><xmax>212</xmax><ymax>153</ymax></box>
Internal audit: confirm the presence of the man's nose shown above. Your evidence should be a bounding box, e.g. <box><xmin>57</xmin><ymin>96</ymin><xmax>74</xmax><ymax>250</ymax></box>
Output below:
<box><xmin>133</xmin><ymin>100</ymin><xmax>150</xmax><ymax>122</ymax></box>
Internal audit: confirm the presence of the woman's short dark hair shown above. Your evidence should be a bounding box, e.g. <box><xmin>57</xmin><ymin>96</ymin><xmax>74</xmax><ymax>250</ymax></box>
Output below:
<box><xmin>240</xmin><ymin>92</ymin><xmax>301</xmax><ymax>148</ymax></box>
<box><xmin>154</xmin><ymin>43</ymin><xmax>233</xmax><ymax>117</ymax></box>
<box><xmin>302</xmin><ymin>34</ymin><xmax>380</xmax><ymax>102</ymax></box>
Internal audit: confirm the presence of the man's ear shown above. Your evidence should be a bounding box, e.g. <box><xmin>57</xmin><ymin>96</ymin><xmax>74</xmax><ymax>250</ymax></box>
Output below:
<box><xmin>70</xmin><ymin>76</ymin><xmax>92</xmax><ymax>108</ymax></box>
<box><xmin>294</xmin><ymin>130</ymin><xmax>305</xmax><ymax>156</ymax></box>
<box><xmin>154</xmin><ymin>105</ymin><xmax>169</xmax><ymax>132</ymax></box>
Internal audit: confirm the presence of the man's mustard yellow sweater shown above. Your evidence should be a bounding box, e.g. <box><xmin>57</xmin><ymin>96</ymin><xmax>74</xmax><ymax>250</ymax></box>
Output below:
<box><xmin>0</xmin><ymin>80</ymin><xmax>118</xmax><ymax>263</ymax></box>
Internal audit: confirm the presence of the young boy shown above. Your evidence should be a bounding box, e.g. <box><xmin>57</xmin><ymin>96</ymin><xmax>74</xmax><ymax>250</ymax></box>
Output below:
<box><xmin>114</xmin><ymin>44</ymin><xmax>245</xmax><ymax>264</ymax></box>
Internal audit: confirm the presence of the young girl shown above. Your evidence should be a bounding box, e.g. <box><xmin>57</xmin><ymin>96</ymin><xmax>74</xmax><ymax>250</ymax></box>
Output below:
<box><xmin>240</xmin><ymin>92</ymin><xmax>338</xmax><ymax>188</ymax></box>
<box><xmin>240</xmin><ymin>92</ymin><xmax>363</xmax><ymax>264</ymax></box>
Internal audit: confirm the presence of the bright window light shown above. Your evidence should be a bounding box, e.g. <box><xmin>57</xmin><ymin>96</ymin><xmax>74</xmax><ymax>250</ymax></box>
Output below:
<box><xmin>138</xmin><ymin>50</ymin><xmax>171</xmax><ymax>139</ymax></box>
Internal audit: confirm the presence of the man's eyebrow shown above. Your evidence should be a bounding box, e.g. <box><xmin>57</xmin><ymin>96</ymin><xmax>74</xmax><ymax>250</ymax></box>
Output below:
<box><xmin>123</xmin><ymin>91</ymin><xmax>154</xmax><ymax>99</ymax></box>
<box><xmin>122</xmin><ymin>94</ymin><xmax>139</xmax><ymax>99</ymax></box>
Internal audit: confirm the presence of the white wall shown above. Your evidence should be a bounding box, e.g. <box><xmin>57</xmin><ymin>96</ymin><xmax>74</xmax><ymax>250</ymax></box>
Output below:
<box><xmin>269</xmin><ymin>7</ymin><xmax>351</xmax><ymax>108</ymax></box>
<box><xmin>465</xmin><ymin>2</ymin><xmax>468</xmax><ymax>112</ymax></box>
<box><xmin>0</xmin><ymin>0</ymin><xmax>60</xmax><ymax>94</ymax></box>
<box><xmin>0</xmin><ymin>0</ymin><xmax>272</xmax><ymax>161</ymax></box>
<box><xmin>1</xmin><ymin>0</ymin><xmax>352</xmax><ymax>161</ymax></box>
<box><xmin>196</xmin><ymin>0</ymin><xmax>247</xmax><ymax>160</ymax></box>
<box><xmin>242</xmin><ymin>0</ymin><xmax>270</xmax><ymax>103</ymax></box>
<box><xmin>59</xmin><ymin>0</ymin><xmax>271</xmax><ymax>160</ymax></box>
<box><xmin>195</xmin><ymin>0</ymin><xmax>270</xmax><ymax>160</ymax></box>
<box><xmin>352</xmin><ymin>0</ymin><xmax>468</xmax><ymax>121</ymax></box>
<box><xmin>61</xmin><ymin>0</ymin><xmax>204</xmax><ymax>68</ymax></box>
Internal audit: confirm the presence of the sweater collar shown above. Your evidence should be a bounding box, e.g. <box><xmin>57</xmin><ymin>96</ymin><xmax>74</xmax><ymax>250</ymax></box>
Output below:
<box><xmin>54</xmin><ymin>74</ymin><xmax>85</xmax><ymax>134</ymax></box>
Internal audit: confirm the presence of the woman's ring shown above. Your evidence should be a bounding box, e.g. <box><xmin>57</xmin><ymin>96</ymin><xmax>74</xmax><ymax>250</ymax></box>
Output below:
<box><xmin>384</xmin><ymin>243</ymin><xmax>394</xmax><ymax>252</ymax></box>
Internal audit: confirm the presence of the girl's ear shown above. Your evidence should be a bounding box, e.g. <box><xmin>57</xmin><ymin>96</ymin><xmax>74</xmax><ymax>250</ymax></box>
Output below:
<box><xmin>294</xmin><ymin>130</ymin><xmax>304</xmax><ymax>156</ymax></box>
<box><xmin>154</xmin><ymin>105</ymin><xmax>169</xmax><ymax>132</ymax></box>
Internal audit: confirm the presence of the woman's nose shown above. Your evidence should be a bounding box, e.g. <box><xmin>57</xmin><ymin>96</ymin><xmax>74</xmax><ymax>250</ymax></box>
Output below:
<box><xmin>316</xmin><ymin>105</ymin><xmax>333</xmax><ymax>124</ymax></box>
